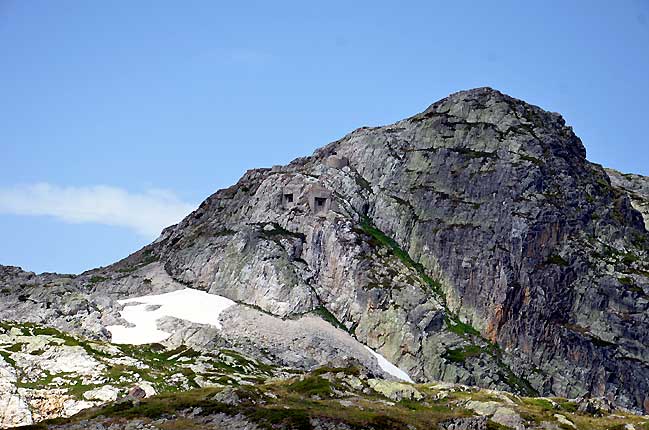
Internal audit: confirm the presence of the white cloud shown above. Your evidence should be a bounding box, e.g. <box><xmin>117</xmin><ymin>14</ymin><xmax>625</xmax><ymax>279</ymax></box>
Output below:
<box><xmin>0</xmin><ymin>183</ymin><xmax>195</xmax><ymax>238</ymax></box>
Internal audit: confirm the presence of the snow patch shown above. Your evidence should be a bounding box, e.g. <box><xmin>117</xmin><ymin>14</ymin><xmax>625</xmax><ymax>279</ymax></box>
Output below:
<box><xmin>365</xmin><ymin>346</ymin><xmax>414</xmax><ymax>383</ymax></box>
<box><xmin>107</xmin><ymin>288</ymin><xmax>235</xmax><ymax>345</ymax></box>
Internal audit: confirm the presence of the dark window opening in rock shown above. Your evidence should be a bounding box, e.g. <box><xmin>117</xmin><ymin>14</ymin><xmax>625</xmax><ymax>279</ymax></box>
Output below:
<box><xmin>314</xmin><ymin>197</ymin><xmax>327</xmax><ymax>211</ymax></box>
<box><xmin>284</xmin><ymin>193</ymin><xmax>294</xmax><ymax>204</ymax></box>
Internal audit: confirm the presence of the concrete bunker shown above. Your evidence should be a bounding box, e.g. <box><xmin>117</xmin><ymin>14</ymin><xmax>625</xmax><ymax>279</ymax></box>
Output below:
<box><xmin>308</xmin><ymin>184</ymin><xmax>333</xmax><ymax>215</ymax></box>
<box><xmin>281</xmin><ymin>186</ymin><xmax>300</xmax><ymax>209</ymax></box>
<box><xmin>281</xmin><ymin>182</ymin><xmax>336</xmax><ymax>215</ymax></box>
<box><xmin>314</xmin><ymin>196</ymin><xmax>327</xmax><ymax>211</ymax></box>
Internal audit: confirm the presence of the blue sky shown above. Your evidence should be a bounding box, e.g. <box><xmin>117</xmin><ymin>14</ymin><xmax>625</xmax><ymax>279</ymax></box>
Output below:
<box><xmin>1</xmin><ymin>1</ymin><xmax>648</xmax><ymax>274</ymax></box>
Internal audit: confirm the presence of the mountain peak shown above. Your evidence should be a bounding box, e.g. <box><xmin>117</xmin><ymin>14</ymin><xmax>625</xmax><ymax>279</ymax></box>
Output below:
<box><xmin>415</xmin><ymin>87</ymin><xmax>587</xmax><ymax>162</ymax></box>
<box><xmin>424</xmin><ymin>86</ymin><xmax>513</xmax><ymax>113</ymax></box>
<box><xmin>1</xmin><ymin>88</ymin><xmax>649</xmax><ymax>425</ymax></box>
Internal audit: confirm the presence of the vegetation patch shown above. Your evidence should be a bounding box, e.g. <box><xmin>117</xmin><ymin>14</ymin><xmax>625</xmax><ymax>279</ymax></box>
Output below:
<box><xmin>445</xmin><ymin>316</ymin><xmax>481</xmax><ymax>337</ymax></box>
<box><xmin>312</xmin><ymin>365</ymin><xmax>361</xmax><ymax>377</ymax></box>
<box><xmin>354</xmin><ymin>173</ymin><xmax>373</xmax><ymax>193</ymax></box>
<box><xmin>450</xmin><ymin>147</ymin><xmax>497</xmax><ymax>159</ymax></box>
<box><xmin>13</xmin><ymin>364</ymin><xmax>647</xmax><ymax>430</ymax></box>
<box><xmin>546</xmin><ymin>254</ymin><xmax>569</xmax><ymax>267</ymax></box>
<box><xmin>310</xmin><ymin>306</ymin><xmax>348</xmax><ymax>332</ymax></box>
<box><xmin>259</xmin><ymin>223</ymin><xmax>306</xmax><ymax>241</ymax></box>
<box><xmin>443</xmin><ymin>345</ymin><xmax>484</xmax><ymax>363</ymax></box>
<box><xmin>288</xmin><ymin>375</ymin><xmax>333</xmax><ymax>397</ymax></box>
<box><xmin>358</xmin><ymin>216</ymin><xmax>444</xmax><ymax>299</ymax></box>
<box><xmin>88</xmin><ymin>275</ymin><xmax>108</xmax><ymax>284</ymax></box>
<box><xmin>117</xmin><ymin>249</ymin><xmax>159</xmax><ymax>273</ymax></box>
<box><xmin>0</xmin><ymin>349</ymin><xmax>16</xmax><ymax>366</ymax></box>
<box><xmin>521</xmin><ymin>397</ymin><xmax>555</xmax><ymax>411</ymax></box>
<box><xmin>618</xmin><ymin>276</ymin><xmax>635</xmax><ymax>286</ymax></box>
<box><xmin>518</xmin><ymin>153</ymin><xmax>544</xmax><ymax>166</ymax></box>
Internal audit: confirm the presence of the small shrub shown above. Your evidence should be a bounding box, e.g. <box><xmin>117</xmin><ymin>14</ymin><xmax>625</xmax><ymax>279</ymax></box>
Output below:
<box><xmin>546</xmin><ymin>254</ymin><xmax>569</xmax><ymax>267</ymax></box>
<box><xmin>554</xmin><ymin>399</ymin><xmax>578</xmax><ymax>413</ymax></box>
<box><xmin>522</xmin><ymin>398</ymin><xmax>555</xmax><ymax>411</ymax></box>
<box><xmin>443</xmin><ymin>345</ymin><xmax>483</xmax><ymax>363</ymax></box>
<box><xmin>622</xmin><ymin>253</ymin><xmax>639</xmax><ymax>265</ymax></box>
<box><xmin>618</xmin><ymin>277</ymin><xmax>634</xmax><ymax>286</ymax></box>
<box><xmin>89</xmin><ymin>275</ymin><xmax>108</xmax><ymax>284</ymax></box>
<box><xmin>312</xmin><ymin>365</ymin><xmax>361</xmax><ymax>377</ymax></box>
<box><xmin>288</xmin><ymin>375</ymin><xmax>332</xmax><ymax>397</ymax></box>
<box><xmin>311</xmin><ymin>306</ymin><xmax>347</xmax><ymax>332</ymax></box>
<box><xmin>446</xmin><ymin>317</ymin><xmax>481</xmax><ymax>337</ymax></box>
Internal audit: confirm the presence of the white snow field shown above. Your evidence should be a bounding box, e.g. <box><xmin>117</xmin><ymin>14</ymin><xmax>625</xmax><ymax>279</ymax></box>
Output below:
<box><xmin>107</xmin><ymin>287</ymin><xmax>413</xmax><ymax>383</ymax></box>
<box><xmin>365</xmin><ymin>346</ymin><xmax>414</xmax><ymax>383</ymax></box>
<box><xmin>107</xmin><ymin>288</ymin><xmax>236</xmax><ymax>345</ymax></box>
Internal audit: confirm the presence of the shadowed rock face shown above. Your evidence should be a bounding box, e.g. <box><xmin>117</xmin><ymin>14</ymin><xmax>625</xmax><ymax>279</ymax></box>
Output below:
<box><xmin>2</xmin><ymin>87</ymin><xmax>649</xmax><ymax>413</ymax></box>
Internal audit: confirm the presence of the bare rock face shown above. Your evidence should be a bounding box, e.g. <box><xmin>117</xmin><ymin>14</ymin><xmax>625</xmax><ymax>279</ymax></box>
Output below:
<box><xmin>607</xmin><ymin>168</ymin><xmax>649</xmax><ymax>230</ymax></box>
<box><xmin>1</xmin><ymin>87</ymin><xmax>648</xmax><ymax>414</ymax></box>
<box><xmin>149</xmin><ymin>87</ymin><xmax>649</xmax><ymax>411</ymax></box>
<box><xmin>439</xmin><ymin>416</ymin><xmax>488</xmax><ymax>430</ymax></box>
<box><xmin>0</xmin><ymin>357</ymin><xmax>32</xmax><ymax>428</ymax></box>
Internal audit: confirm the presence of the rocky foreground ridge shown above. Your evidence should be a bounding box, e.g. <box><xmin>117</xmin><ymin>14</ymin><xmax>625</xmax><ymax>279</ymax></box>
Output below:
<box><xmin>4</xmin><ymin>320</ymin><xmax>647</xmax><ymax>430</ymax></box>
<box><xmin>13</xmin><ymin>358</ymin><xmax>649</xmax><ymax>430</ymax></box>
<box><xmin>1</xmin><ymin>88</ymin><xmax>649</xmax><ymax>428</ymax></box>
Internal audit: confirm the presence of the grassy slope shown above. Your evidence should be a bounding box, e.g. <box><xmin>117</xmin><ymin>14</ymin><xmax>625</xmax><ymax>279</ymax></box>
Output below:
<box><xmin>15</xmin><ymin>365</ymin><xmax>649</xmax><ymax>430</ymax></box>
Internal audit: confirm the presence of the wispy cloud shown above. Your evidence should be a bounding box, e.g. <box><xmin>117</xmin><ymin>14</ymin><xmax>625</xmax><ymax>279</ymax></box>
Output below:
<box><xmin>0</xmin><ymin>183</ymin><xmax>195</xmax><ymax>238</ymax></box>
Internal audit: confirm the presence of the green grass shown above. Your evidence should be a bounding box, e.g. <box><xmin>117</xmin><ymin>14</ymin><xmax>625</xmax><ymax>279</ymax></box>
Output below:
<box><xmin>0</xmin><ymin>320</ymin><xmax>269</xmax><ymax>395</ymax></box>
<box><xmin>554</xmin><ymin>399</ymin><xmax>578</xmax><ymax>413</ymax></box>
<box><xmin>622</xmin><ymin>252</ymin><xmax>640</xmax><ymax>265</ymax></box>
<box><xmin>546</xmin><ymin>254</ymin><xmax>569</xmax><ymax>267</ymax></box>
<box><xmin>0</xmin><ymin>350</ymin><xmax>16</xmax><ymax>366</ymax></box>
<box><xmin>618</xmin><ymin>276</ymin><xmax>635</xmax><ymax>286</ymax></box>
<box><xmin>358</xmin><ymin>216</ymin><xmax>444</xmax><ymax>299</ymax></box>
<box><xmin>518</xmin><ymin>153</ymin><xmax>544</xmax><ymax>166</ymax></box>
<box><xmin>445</xmin><ymin>317</ymin><xmax>481</xmax><ymax>337</ymax></box>
<box><xmin>359</xmin><ymin>217</ymin><xmax>415</xmax><ymax>269</ymax></box>
<box><xmin>443</xmin><ymin>345</ymin><xmax>484</xmax><ymax>363</ymax></box>
<box><xmin>16</xmin><ymin>370</ymin><xmax>56</xmax><ymax>389</ymax></box>
<box><xmin>88</xmin><ymin>275</ymin><xmax>108</xmax><ymax>284</ymax></box>
<box><xmin>521</xmin><ymin>398</ymin><xmax>555</xmax><ymax>411</ymax></box>
<box><xmin>450</xmin><ymin>147</ymin><xmax>497</xmax><ymax>159</ymax></box>
<box><xmin>116</xmin><ymin>249</ymin><xmax>159</xmax><ymax>273</ymax></box>
<box><xmin>312</xmin><ymin>366</ymin><xmax>361</xmax><ymax>377</ymax></box>
<box><xmin>487</xmin><ymin>421</ymin><xmax>512</xmax><ymax>429</ymax></box>
<box><xmin>65</xmin><ymin>380</ymin><xmax>97</xmax><ymax>398</ymax></box>
<box><xmin>498</xmin><ymin>369</ymin><xmax>539</xmax><ymax>397</ymax></box>
<box><xmin>219</xmin><ymin>349</ymin><xmax>275</xmax><ymax>374</ymax></box>
<box><xmin>354</xmin><ymin>173</ymin><xmax>373</xmax><ymax>192</ymax></box>
<box><xmin>15</xmin><ymin>363</ymin><xmax>647</xmax><ymax>430</ymax></box>
<box><xmin>7</xmin><ymin>342</ymin><xmax>25</xmax><ymax>352</ymax></box>
<box><xmin>288</xmin><ymin>376</ymin><xmax>333</xmax><ymax>397</ymax></box>
<box><xmin>310</xmin><ymin>306</ymin><xmax>348</xmax><ymax>332</ymax></box>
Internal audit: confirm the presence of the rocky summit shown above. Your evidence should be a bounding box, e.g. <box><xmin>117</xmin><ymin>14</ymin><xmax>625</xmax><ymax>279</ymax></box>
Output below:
<box><xmin>1</xmin><ymin>87</ymin><xmax>649</xmax><ymax>429</ymax></box>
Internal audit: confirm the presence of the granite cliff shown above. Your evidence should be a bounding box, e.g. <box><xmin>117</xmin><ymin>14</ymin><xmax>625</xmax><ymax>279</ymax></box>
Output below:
<box><xmin>1</xmin><ymin>88</ymin><xmax>648</xmax><ymax>427</ymax></box>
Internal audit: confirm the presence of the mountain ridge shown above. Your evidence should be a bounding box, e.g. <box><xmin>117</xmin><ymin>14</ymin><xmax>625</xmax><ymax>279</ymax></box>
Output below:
<box><xmin>2</xmin><ymin>87</ymin><xmax>649</xmax><ymax>427</ymax></box>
